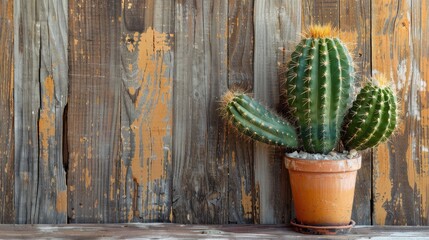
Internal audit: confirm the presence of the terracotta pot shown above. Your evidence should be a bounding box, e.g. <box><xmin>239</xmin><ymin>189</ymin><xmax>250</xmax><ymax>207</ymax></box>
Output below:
<box><xmin>285</xmin><ymin>155</ymin><xmax>361</xmax><ymax>227</ymax></box>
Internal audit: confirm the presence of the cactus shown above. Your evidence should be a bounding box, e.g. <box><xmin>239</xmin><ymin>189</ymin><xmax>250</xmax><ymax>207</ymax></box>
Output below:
<box><xmin>221</xmin><ymin>25</ymin><xmax>398</xmax><ymax>156</ymax></box>
<box><xmin>223</xmin><ymin>92</ymin><xmax>298</xmax><ymax>148</ymax></box>
<box><xmin>342</xmin><ymin>78</ymin><xmax>398</xmax><ymax>150</ymax></box>
<box><xmin>283</xmin><ymin>25</ymin><xmax>355</xmax><ymax>154</ymax></box>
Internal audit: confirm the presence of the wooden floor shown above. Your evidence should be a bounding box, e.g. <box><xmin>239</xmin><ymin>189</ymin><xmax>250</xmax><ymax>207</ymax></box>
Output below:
<box><xmin>0</xmin><ymin>224</ymin><xmax>428</xmax><ymax>239</ymax></box>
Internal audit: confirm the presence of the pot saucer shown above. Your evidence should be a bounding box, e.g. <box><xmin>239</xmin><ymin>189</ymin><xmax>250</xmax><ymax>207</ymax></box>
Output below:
<box><xmin>290</xmin><ymin>218</ymin><xmax>355</xmax><ymax>235</ymax></box>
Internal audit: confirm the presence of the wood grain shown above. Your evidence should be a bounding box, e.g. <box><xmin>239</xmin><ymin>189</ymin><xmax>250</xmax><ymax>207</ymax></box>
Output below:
<box><xmin>302</xmin><ymin>0</ymin><xmax>339</xmax><ymax>28</ymax></box>
<box><xmin>0</xmin><ymin>0</ymin><xmax>15</xmax><ymax>224</ymax></box>
<box><xmin>227</xmin><ymin>0</ymin><xmax>256</xmax><ymax>224</ymax></box>
<box><xmin>372</xmin><ymin>0</ymin><xmax>429</xmax><ymax>225</ymax></box>
<box><xmin>119</xmin><ymin>0</ymin><xmax>174</xmax><ymax>222</ymax></box>
<box><xmin>14</xmin><ymin>0</ymin><xmax>68</xmax><ymax>224</ymax></box>
<box><xmin>253</xmin><ymin>0</ymin><xmax>300</xmax><ymax>224</ymax></box>
<box><xmin>0</xmin><ymin>224</ymin><xmax>427</xmax><ymax>239</ymax></box>
<box><xmin>67</xmin><ymin>0</ymin><xmax>121</xmax><ymax>223</ymax></box>
<box><xmin>339</xmin><ymin>0</ymin><xmax>372</xmax><ymax>225</ymax></box>
<box><xmin>172</xmin><ymin>0</ymin><xmax>229</xmax><ymax>224</ymax></box>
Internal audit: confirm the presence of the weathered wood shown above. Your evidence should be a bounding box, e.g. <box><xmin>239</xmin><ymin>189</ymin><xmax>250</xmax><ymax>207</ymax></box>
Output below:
<box><xmin>339</xmin><ymin>0</ymin><xmax>372</xmax><ymax>225</ymax></box>
<box><xmin>253</xmin><ymin>0</ymin><xmax>301</xmax><ymax>224</ymax></box>
<box><xmin>0</xmin><ymin>0</ymin><xmax>15</xmax><ymax>224</ymax></box>
<box><xmin>302</xmin><ymin>0</ymin><xmax>339</xmax><ymax>28</ymax></box>
<box><xmin>0</xmin><ymin>224</ymin><xmax>428</xmax><ymax>239</ymax></box>
<box><xmin>172</xmin><ymin>0</ymin><xmax>229</xmax><ymax>224</ymax></box>
<box><xmin>67</xmin><ymin>0</ymin><xmax>121</xmax><ymax>223</ymax></box>
<box><xmin>227</xmin><ymin>0</ymin><xmax>256</xmax><ymax>224</ymax></box>
<box><xmin>372</xmin><ymin>0</ymin><xmax>429</xmax><ymax>225</ymax></box>
<box><xmin>14</xmin><ymin>0</ymin><xmax>68</xmax><ymax>224</ymax></box>
<box><xmin>119</xmin><ymin>0</ymin><xmax>174</xmax><ymax>222</ymax></box>
<box><xmin>1</xmin><ymin>0</ymin><xmax>428</xmax><ymax>226</ymax></box>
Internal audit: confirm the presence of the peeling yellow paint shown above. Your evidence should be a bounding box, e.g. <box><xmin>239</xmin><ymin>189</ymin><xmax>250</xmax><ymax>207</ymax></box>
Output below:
<box><xmin>129</xmin><ymin>86</ymin><xmax>136</xmax><ymax>95</ymax></box>
<box><xmin>240</xmin><ymin>176</ymin><xmax>252</xmax><ymax>219</ymax></box>
<box><xmin>130</xmin><ymin>27</ymin><xmax>172</xmax><ymax>187</ymax></box>
<box><xmin>56</xmin><ymin>190</ymin><xmax>67</xmax><ymax>213</ymax></box>
<box><xmin>84</xmin><ymin>168</ymin><xmax>91</xmax><ymax>189</ymax></box>
<box><xmin>420</xmin><ymin>54</ymin><xmax>429</xmax><ymax>218</ymax></box>
<box><xmin>109</xmin><ymin>175</ymin><xmax>115</xmax><ymax>201</ymax></box>
<box><xmin>374</xmin><ymin>141</ymin><xmax>393</xmax><ymax>224</ymax></box>
<box><xmin>254</xmin><ymin>182</ymin><xmax>260</xmax><ymax>223</ymax></box>
<box><xmin>38</xmin><ymin>75</ymin><xmax>56</xmax><ymax>164</ymax></box>
<box><xmin>231</xmin><ymin>151</ymin><xmax>236</xmax><ymax>168</ymax></box>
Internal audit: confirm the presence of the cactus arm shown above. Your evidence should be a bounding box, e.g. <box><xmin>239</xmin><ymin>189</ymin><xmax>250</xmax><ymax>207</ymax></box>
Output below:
<box><xmin>227</xmin><ymin>105</ymin><xmax>290</xmax><ymax>146</ymax></box>
<box><xmin>223</xmin><ymin>93</ymin><xmax>298</xmax><ymax>148</ymax></box>
<box><xmin>356</xmin><ymin>89</ymin><xmax>392</xmax><ymax>149</ymax></box>
<box><xmin>342</xmin><ymin>83</ymin><xmax>398</xmax><ymax>151</ymax></box>
<box><xmin>355</xmin><ymin>88</ymin><xmax>397</xmax><ymax>150</ymax></box>
<box><xmin>351</xmin><ymin>90</ymin><xmax>386</xmax><ymax>150</ymax></box>
<box><xmin>234</xmin><ymin>95</ymin><xmax>295</xmax><ymax>136</ymax></box>
<box><xmin>231</xmin><ymin>101</ymin><xmax>291</xmax><ymax>138</ymax></box>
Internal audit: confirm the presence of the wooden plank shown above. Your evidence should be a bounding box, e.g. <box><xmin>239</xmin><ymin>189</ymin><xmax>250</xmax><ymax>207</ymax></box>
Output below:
<box><xmin>172</xmin><ymin>0</ymin><xmax>229</xmax><ymax>223</ymax></box>
<box><xmin>0</xmin><ymin>0</ymin><xmax>15</xmax><ymax>224</ymax></box>
<box><xmin>372</xmin><ymin>0</ymin><xmax>429</xmax><ymax>225</ymax></box>
<box><xmin>0</xmin><ymin>224</ymin><xmax>428</xmax><ymax>239</ymax></box>
<box><xmin>14</xmin><ymin>0</ymin><xmax>68</xmax><ymax>224</ymax></box>
<box><xmin>227</xmin><ymin>0</ymin><xmax>256</xmax><ymax>224</ymax></box>
<box><xmin>339</xmin><ymin>0</ymin><xmax>372</xmax><ymax>225</ymax></box>
<box><xmin>253</xmin><ymin>0</ymin><xmax>301</xmax><ymax>224</ymax></box>
<box><xmin>67</xmin><ymin>0</ymin><xmax>121</xmax><ymax>223</ymax></box>
<box><xmin>302</xmin><ymin>0</ymin><xmax>339</xmax><ymax>28</ymax></box>
<box><xmin>119</xmin><ymin>0</ymin><xmax>174</xmax><ymax>222</ymax></box>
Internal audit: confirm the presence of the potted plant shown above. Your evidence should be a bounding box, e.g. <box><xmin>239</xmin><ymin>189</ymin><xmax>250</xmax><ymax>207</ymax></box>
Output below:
<box><xmin>221</xmin><ymin>25</ymin><xmax>398</xmax><ymax>235</ymax></box>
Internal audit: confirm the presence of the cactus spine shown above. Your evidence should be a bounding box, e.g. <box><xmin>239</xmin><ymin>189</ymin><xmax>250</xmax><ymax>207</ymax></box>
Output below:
<box><xmin>223</xmin><ymin>92</ymin><xmax>298</xmax><ymax>148</ymax></box>
<box><xmin>284</xmin><ymin>27</ymin><xmax>355</xmax><ymax>154</ymax></box>
<box><xmin>342</xmin><ymin>80</ymin><xmax>398</xmax><ymax>150</ymax></box>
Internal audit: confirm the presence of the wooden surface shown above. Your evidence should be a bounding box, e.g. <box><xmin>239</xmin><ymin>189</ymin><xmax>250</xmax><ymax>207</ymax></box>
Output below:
<box><xmin>372</xmin><ymin>0</ymin><xmax>429</xmax><ymax>225</ymax></box>
<box><xmin>14</xmin><ymin>0</ymin><xmax>68</xmax><ymax>224</ymax></box>
<box><xmin>172</xmin><ymin>0</ymin><xmax>229</xmax><ymax>224</ymax></box>
<box><xmin>120</xmin><ymin>0</ymin><xmax>174</xmax><ymax>223</ymax></box>
<box><xmin>0</xmin><ymin>0</ymin><xmax>14</xmax><ymax>224</ymax></box>
<box><xmin>68</xmin><ymin>0</ymin><xmax>122</xmax><ymax>223</ymax></box>
<box><xmin>0</xmin><ymin>0</ymin><xmax>427</xmax><ymax>225</ymax></box>
<box><xmin>0</xmin><ymin>224</ymin><xmax>428</xmax><ymax>239</ymax></box>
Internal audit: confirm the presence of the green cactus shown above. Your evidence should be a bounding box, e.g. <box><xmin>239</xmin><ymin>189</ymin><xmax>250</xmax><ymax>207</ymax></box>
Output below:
<box><xmin>221</xmin><ymin>25</ymin><xmax>398</xmax><ymax>156</ymax></box>
<box><xmin>342</xmin><ymin>80</ymin><xmax>398</xmax><ymax>151</ymax></box>
<box><xmin>223</xmin><ymin>92</ymin><xmax>298</xmax><ymax>148</ymax></box>
<box><xmin>283</xmin><ymin>29</ymin><xmax>355</xmax><ymax>153</ymax></box>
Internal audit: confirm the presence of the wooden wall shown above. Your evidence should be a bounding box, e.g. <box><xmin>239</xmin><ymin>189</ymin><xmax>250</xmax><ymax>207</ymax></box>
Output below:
<box><xmin>0</xmin><ymin>0</ymin><xmax>427</xmax><ymax>225</ymax></box>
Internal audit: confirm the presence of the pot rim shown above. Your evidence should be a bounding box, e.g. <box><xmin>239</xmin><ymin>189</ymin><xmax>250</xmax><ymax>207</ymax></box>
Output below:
<box><xmin>284</xmin><ymin>155</ymin><xmax>362</xmax><ymax>173</ymax></box>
